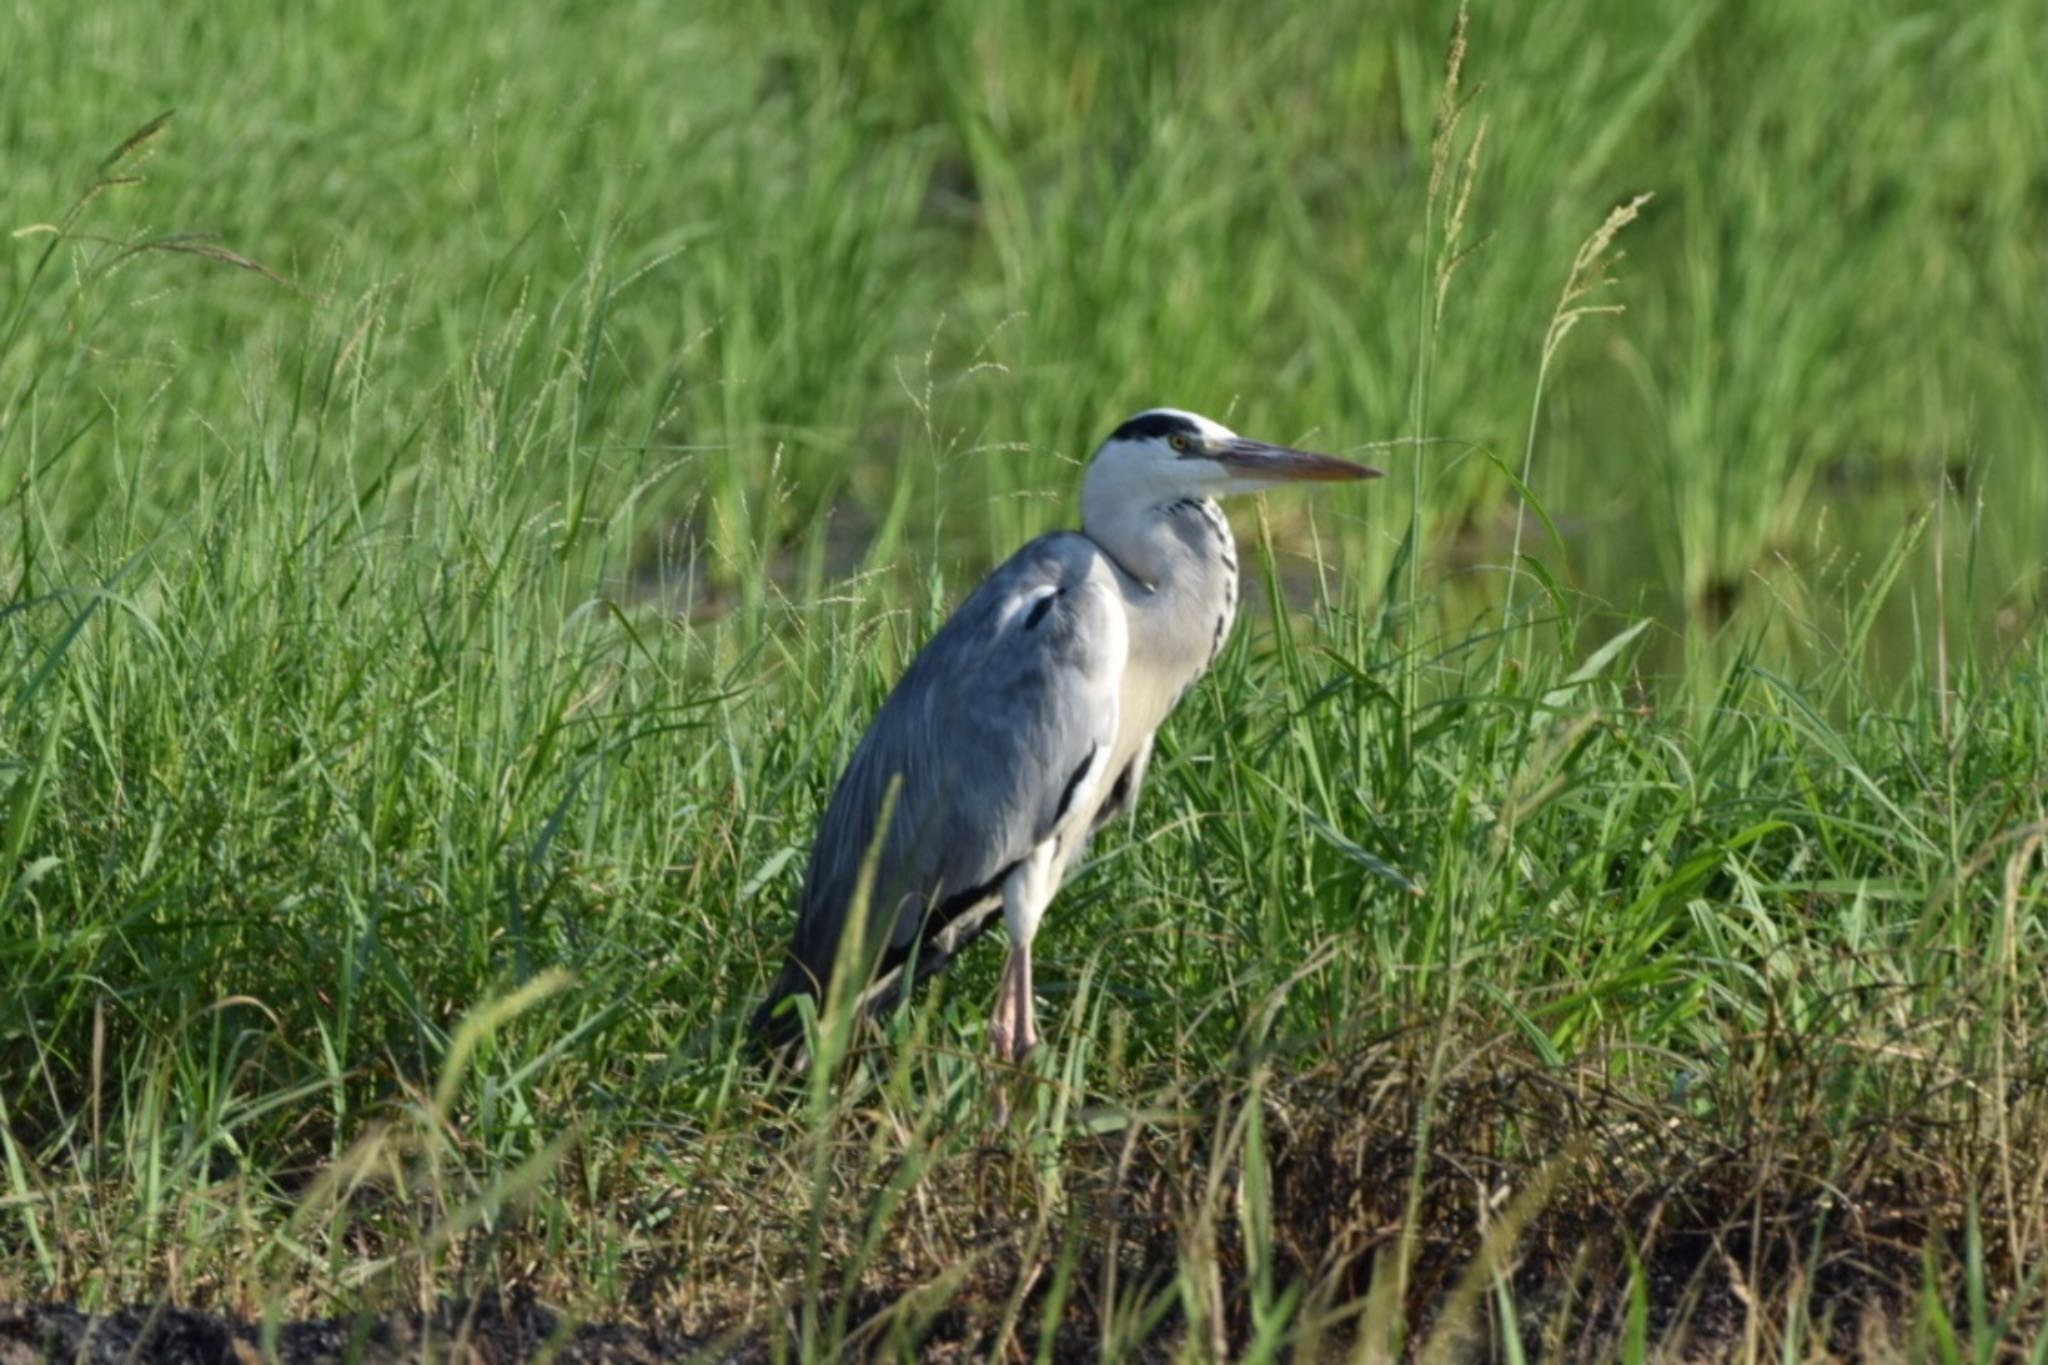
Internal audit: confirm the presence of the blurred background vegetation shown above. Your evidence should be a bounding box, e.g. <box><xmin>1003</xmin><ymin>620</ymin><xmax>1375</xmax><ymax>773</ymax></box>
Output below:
<box><xmin>8</xmin><ymin>0</ymin><xmax>2042</xmax><ymax>664</ymax></box>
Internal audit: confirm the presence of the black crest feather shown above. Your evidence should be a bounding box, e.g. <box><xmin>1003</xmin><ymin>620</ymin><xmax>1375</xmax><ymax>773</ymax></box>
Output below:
<box><xmin>1108</xmin><ymin>411</ymin><xmax>1201</xmax><ymax>443</ymax></box>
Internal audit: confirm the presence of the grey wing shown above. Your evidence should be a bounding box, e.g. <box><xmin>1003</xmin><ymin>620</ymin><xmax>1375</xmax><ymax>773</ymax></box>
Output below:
<box><xmin>757</xmin><ymin>532</ymin><xmax>1127</xmax><ymax>1030</ymax></box>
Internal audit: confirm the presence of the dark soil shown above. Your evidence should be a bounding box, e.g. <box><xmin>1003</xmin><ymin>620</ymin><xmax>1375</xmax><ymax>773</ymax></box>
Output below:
<box><xmin>0</xmin><ymin>1294</ymin><xmax>715</xmax><ymax>1365</ymax></box>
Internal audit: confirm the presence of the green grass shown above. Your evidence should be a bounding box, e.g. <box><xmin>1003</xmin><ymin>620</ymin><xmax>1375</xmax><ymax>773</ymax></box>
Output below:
<box><xmin>3</xmin><ymin>0</ymin><xmax>2045</xmax><ymax>1357</ymax></box>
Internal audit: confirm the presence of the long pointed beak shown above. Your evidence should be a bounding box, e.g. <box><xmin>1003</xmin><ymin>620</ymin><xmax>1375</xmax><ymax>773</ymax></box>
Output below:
<box><xmin>1217</xmin><ymin>438</ymin><xmax>1383</xmax><ymax>482</ymax></box>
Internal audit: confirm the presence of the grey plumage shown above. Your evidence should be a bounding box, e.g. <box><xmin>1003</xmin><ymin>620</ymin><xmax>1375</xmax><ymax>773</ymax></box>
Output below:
<box><xmin>757</xmin><ymin>533</ymin><xmax>1125</xmax><ymax>1033</ymax></box>
<box><xmin>752</xmin><ymin>408</ymin><xmax>1379</xmax><ymax>1058</ymax></box>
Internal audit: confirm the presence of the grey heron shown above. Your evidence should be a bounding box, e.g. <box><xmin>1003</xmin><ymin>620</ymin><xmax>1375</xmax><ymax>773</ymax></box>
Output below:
<box><xmin>752</xmin><ymin>408</ymin><xmax>1381</xmax><ymax>1064</ymax></box>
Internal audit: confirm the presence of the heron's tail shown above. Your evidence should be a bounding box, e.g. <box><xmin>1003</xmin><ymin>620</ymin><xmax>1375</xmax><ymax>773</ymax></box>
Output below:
<box><xmin>748</xmin><ymin>954</ymin><xmax>913</xmax><ymax>1057</ymax></box>
<box><xmin>748</xmin><ymin>958</ymin><xmax>820</xmax><ymax>1053</ymax></box>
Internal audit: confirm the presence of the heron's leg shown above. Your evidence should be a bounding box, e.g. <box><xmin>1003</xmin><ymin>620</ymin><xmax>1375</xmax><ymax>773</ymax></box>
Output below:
<box><xmin>989</xmin><ymin>920</ymin><xmax>1031</xmax><ymax>1067</ymax></box>
<box><xmin>989</xmin><ymin>745</ymin><xmax>1106</xmax><ymax>1088</ymax></box>
<box><xmin>991</xmin><ymin>837</ymin><xmax>1058</xmax><ymax>1066</ymax></box>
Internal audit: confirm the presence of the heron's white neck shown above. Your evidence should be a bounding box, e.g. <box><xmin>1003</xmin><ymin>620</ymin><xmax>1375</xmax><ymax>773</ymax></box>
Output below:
<box><xmin>1080</xmin><ymin>470</ymin><xmax>1241</xmax><ymax>725</ymax></box>
<box><xmin>1082</xmin><ymin>463</ymin><xmax>1228</xmax><ymax>588</ymax></box>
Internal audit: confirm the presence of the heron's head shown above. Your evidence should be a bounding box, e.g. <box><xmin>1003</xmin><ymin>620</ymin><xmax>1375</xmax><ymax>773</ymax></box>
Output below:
<box><xmin>1086</xmin><ymin>408</ymin><xmax>1381</xmax><ymax>507</ymax></box>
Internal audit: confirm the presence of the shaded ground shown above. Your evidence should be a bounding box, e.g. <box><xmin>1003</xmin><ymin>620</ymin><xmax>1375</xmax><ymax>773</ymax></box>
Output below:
<box><xmin>6</xmin><ymin>1023</ymin><xmax>2039</xmax><ymax>1361</ymax></box>
<box><xmin>0</xmin><ymin>1294</ymin><xmax>700</xmax><ymax>1365</ymax></box>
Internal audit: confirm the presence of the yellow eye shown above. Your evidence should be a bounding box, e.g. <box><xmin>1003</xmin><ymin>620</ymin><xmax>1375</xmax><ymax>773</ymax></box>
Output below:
<box><xmin>1169</xmin><ymin>434</ymin><xmax>1190</xmax><ymax>453</ymax></box>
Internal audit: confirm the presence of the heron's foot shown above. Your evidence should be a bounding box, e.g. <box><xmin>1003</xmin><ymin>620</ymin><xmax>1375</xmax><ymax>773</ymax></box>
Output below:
<box><xmin>989</xmin><ymin>1017</ymin><xmax>1039</xmax><ymax>1068</ymax></box>
<box><xmin>988</xmin><ymin>1043</ymin><xmax>1034</xmax><ymax>1128</ymax></box>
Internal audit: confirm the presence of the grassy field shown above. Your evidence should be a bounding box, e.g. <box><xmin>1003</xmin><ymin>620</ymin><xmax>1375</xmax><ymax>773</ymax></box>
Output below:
<box><xmin>4</xmin><ymin>0</ymin><xmax>2045</xmax><ymax>1357</ymax></box>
